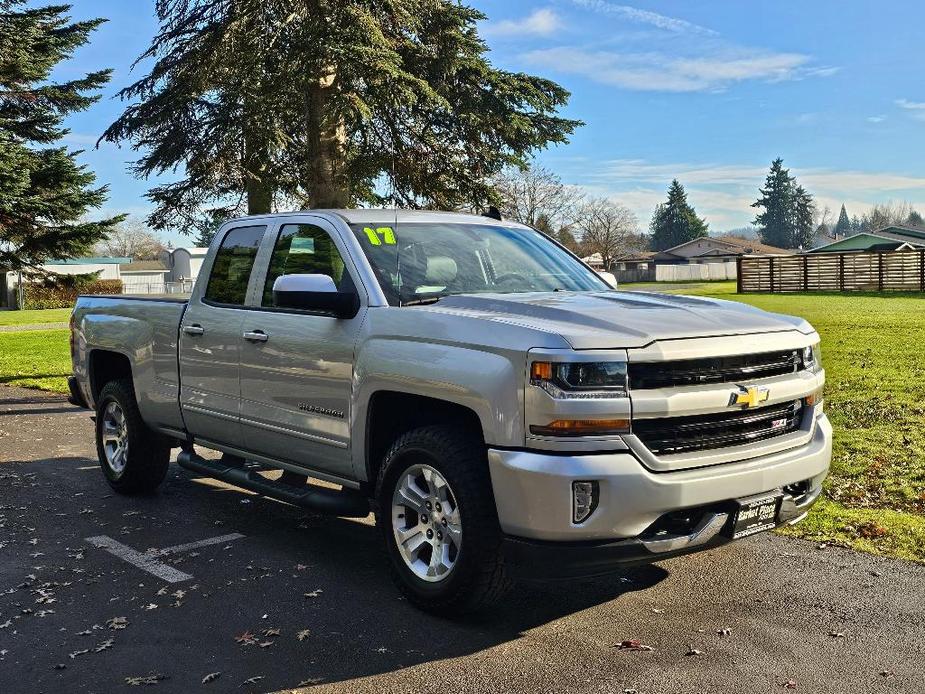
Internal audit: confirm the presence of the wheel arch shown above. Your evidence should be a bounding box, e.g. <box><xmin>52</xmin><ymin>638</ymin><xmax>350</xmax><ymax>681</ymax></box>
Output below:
<box><xmin>88</xmin><ymin>349</ymin><xmax>134</xmax><ymax>403</ymax></box>
<box><xmin>363</xmin><ymin>391</ymin><xmax>484</xmax><ymax>491</ymax></box>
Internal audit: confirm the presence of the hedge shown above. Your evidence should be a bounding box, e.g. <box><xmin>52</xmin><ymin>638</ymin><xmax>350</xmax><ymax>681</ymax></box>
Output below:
<box><xmin>23</xmin><ymin>279</ymin><xmax>123</xmax><ymax>309</ymax></box>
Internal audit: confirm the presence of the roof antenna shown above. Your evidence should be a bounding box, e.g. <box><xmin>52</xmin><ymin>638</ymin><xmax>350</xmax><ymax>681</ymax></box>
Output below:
<box><xmin>483</xmin><ymin>205</ymin><xmax>502</xmax><ymax>221</ymax></box>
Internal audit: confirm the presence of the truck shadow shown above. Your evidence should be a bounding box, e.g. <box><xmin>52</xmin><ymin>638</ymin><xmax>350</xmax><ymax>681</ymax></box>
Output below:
<box><xmin>4</xmin><ymin>456</ymin><xmax>671</xmax><ymax>693</ymax></box>
<box><xmin>168</xmin><ymin>468</ymin><xmax>671</xmax><ymax>690</ymax></box>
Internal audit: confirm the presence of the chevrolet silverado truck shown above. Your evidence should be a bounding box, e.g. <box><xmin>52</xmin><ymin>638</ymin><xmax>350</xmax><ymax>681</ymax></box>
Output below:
<box><xmin>70</xmin><ymin>210</ymin><xmax>831</xmax><ymax>615</ymax></box>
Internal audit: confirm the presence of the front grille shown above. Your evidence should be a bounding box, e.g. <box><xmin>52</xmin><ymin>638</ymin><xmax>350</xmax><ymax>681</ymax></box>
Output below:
<box><xmin>628</xmin><ymin>350</ymin><xmax>802</xmax><ymax>390</ymax></box>
<box><xmin>633</xmin><ymin>400</ymin><xmax>803</xmax><ymax>455</ymax></box>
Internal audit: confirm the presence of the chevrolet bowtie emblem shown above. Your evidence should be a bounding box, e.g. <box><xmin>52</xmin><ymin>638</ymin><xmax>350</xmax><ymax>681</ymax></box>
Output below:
<box><xmin>729</xmin><ymin>385</ymin><xmax>770</xmax><ymax>408</ymax></box>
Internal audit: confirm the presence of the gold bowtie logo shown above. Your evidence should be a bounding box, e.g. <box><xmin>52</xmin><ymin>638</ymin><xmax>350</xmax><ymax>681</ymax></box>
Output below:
<box><xmin>729</xmin><ymin>385</ymin><xmax>770</xmax><ymax>408</ymax></box>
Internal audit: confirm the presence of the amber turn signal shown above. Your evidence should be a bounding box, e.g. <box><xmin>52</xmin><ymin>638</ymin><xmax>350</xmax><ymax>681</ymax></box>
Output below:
<box><xmin>530</xmin><ymin>361</ymin><xmax>553</xmax><ymax>381</ymax></box>
<box><xmin>530</xmin><ymin>418</ymin><xmax>630</xmax><ymax>437</ymax></box>
<box><xmin>804</xmin><ymin>389</ymin><xmax>824</xmax><ymax>408</ymax></box>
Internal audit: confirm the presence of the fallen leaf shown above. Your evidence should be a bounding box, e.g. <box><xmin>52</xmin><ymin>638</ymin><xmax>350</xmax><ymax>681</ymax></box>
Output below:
<box><xmin>828</xmin><ymin>630</ymin><xmax>845</xmax><ymax>638</ymax></box>
<box><xmin>303</xmin><ymin>589</ymin><xmax>323</xmax><ymax>598</ymax></box>
<box><xmin>107</xmin><ymin>616</ymin><xmax>129</xmax><ymax>630</ymax></box>
<box><xmin>262</xmin><ymin>628</ymin><xmax>280</xmax><ymax>637</ymax></box>
<box><xmin>68</xmin><ymin>649</ymin><xmax>90</xmax><ymax>659</ymax></box>
<box><xmin>201</xmin><ymin>672</ymin><xmax>221</xmax><ymax>684</ymax></box>
<box><xmin>242</xmin><ymin>676</ymin><xmax>264</xmax><ymax>686</ymax></box>
<box><xmin>94</xmin><ymin>638</ymin><xmax>114</xmax><ymax>653</ymax></box>
<box><xmin>258</xmin><ymin>641</ymin><xmax>273</xmax><ymax>648</ymax></box>
<box><xmin>296</xmin><ymin>629</ymin><xmax>311</xmax><ymax>642</ymax></box>
<box><xmin>125</xmin><ymin>673</ymin><xmax>167</xmax><ymax>686</ymax></box>
<box><xmin>297</xmin><ymin>678</ymin><xmax>323</xmax><ymax>686</ymax></box>
<box><xmin>613</xmin><ymin>640</ymin><xmax>654</xmax><ymax>652</ymax></box>
<box><xmin>234</xmin><ymin>631</ymin><xmax>256</xmax><ymax>646</ymax></box>
<box><xmin>685</xmin><ymin>646</ymin><xmax>703</xmax><ymax>656</ymax></box>
<box><xmin>142</xmin><ymin>603</ymin><xmax>158</xmax><ymax>611</ymax></box>
<box><xmin>782</xmin><ymin>680</ymin><xmax>797</xmax><ymax>689</ymax></box>
<box><xmin>717</xmin><ymin>628</ymin><xmax>732</xmax><ymax>637</ymax></box>
<box><xmin>295</xmin><ymin>564</ymin><xmax>308</xmax><ymax>571</ymax></box>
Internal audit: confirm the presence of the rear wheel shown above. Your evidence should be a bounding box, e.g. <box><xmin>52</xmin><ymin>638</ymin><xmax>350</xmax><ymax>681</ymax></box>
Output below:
<box><xmin>95</xmin><ymin>379</ymin><xmax>170</xmax><ymax>494</ymax></box>
<box><xmin>376</xmin><ymin>425</ymin><xmax>510</xmax><ymax>615</ymax></box>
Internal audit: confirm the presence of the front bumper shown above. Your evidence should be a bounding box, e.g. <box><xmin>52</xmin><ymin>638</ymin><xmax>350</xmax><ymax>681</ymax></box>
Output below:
<box><xmin>489</xmin><ymin>413</ymin><xmax>831</xmax><ymax>578</ymax></box>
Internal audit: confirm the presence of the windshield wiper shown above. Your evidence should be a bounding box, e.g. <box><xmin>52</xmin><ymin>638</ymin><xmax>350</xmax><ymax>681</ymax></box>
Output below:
<box><xmin>401</xmin><ymin>296</ymin><xmax>444</xmax><ymax>306</ymax></box>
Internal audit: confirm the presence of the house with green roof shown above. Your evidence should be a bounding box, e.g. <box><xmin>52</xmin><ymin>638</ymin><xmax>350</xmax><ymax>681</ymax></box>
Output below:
<box><xmin>809</xmin><ymin>225</ymin><xmax>925</xmax><ymax>253</ymax></box>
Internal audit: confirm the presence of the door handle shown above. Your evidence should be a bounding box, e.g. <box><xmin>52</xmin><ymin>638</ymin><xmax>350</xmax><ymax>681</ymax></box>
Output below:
<box><xmin>243</xmin><ymin>330</ymin><xmax>269</xmax><ymax>343</ymax></box>
<box><xmin>183</xmin><ymin>324</ymin><xmax>204</xmax><ymax>336</ymax></box>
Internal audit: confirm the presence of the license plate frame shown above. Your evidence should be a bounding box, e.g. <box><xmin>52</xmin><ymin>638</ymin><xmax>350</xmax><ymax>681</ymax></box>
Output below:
<box><xmin>727</xmin><ymin>491</ymin><xmax>783</xmax><ymax>540</ymax></box>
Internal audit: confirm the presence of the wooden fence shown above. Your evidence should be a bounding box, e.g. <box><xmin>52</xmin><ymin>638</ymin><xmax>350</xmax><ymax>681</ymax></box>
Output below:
<box><xmin>737</xmin><ymin>249</ymin><xmax>925</xmax><ymax>293</ymax></box>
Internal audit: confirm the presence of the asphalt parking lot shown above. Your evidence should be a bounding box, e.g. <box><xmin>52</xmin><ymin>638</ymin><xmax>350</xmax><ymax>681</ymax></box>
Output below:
<box><xmin>1</xmin><ymin>385</ymin><xmax>923</xmax><ymax>694</ymax></box>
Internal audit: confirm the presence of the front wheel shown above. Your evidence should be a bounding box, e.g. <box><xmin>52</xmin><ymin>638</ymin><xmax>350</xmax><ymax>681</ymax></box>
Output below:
<box><xmin>95</xmin><ymin>379</ymin><xmax>170</xmax><ymax>494</ymax></box>
<box><xmin>376</xmin><ymin>425</ymin><xmax>511</xmax><ymax>615</ymax></box>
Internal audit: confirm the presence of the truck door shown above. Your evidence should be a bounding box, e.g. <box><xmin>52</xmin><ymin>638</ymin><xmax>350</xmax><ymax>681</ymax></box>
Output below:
<box><xmin>238</xmin><ymin>216</ymin><xmax>366</xmax><ymax>480</ymax></box>
<box><xmin>178</xmin><ymin>224</ymin><xmax>266</xmax><ymax>449</ymax></box>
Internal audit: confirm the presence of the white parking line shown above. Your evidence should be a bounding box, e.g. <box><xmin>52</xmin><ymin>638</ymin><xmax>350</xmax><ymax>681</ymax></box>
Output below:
<box><xmin>85</xmin><ymin>533</ymin><xmax>245</xmax><ymax>583</ymax></box>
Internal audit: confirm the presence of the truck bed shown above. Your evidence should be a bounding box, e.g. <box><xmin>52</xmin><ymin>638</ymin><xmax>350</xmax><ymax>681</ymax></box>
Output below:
<box><xmin>72</xmin><ymin>294</ymin><xmax>189</xmax><ymax>433</ymax></box>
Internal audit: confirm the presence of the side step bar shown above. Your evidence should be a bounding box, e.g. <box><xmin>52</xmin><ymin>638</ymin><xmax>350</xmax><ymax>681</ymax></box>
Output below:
<box><xmin>177</xmin><ymin>450</ymin><xmax>370</xmax><ymax>518</ymax></box>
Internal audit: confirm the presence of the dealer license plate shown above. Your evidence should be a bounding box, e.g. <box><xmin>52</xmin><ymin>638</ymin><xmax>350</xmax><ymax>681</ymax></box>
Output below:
<box><xmin>727</xmin><ymin>492</ymin><xmax>783</xmax><ymax>539</ymax></box>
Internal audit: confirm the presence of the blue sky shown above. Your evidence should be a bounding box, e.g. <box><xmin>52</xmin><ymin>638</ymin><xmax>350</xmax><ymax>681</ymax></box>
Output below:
<box><xmin>62</xmin><ymin>1</ymin><xmax>925</xmax><ymax>242</ymax></box>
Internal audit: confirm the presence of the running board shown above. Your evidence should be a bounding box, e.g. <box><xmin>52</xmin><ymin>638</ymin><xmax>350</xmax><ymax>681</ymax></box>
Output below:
<box><xmin>177</xmin><ymin>450</ymin><xmax>370</xmax><ymax>518</ymax></box>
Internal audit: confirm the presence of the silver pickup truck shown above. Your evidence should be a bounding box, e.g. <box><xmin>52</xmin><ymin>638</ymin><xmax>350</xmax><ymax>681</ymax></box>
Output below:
<box><xmin>70</xmin><ymin>209</ymin><xmax>831</xmax><ymax>615</ymax></box>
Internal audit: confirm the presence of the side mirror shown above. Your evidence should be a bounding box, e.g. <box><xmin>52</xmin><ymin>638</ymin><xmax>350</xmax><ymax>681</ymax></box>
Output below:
<box><xmin>272</xmin><ymin>274</ymin><xmax>359</xmax><ymax>318</ymax></box>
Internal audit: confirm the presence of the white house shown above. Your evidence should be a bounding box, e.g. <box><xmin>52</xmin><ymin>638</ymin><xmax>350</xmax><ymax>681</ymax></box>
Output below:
<box><xmin>120</xmin><ymin>260</ymin><xmax>172</xmax><ymax>295</ymax></box>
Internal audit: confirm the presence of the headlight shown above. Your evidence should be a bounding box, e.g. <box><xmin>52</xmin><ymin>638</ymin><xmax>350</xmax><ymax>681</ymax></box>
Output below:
<box><xmin>802</xmin><ymin>342</ymin><xmax>822</xmax><ymax>374</ymax></box>
<box><xmin>530</xmin><ymin>361</ymin><xmax>628</xmax><ymax>399</ymax></box>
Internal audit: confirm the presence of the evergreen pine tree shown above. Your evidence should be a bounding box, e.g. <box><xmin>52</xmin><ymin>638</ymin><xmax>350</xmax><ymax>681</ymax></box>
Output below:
<box><xmin>906</xmin><ymin>210</ymin><xmax>924</xmax><ymax>226</ymax></box>
<box><xmin>792</xmin><ymin>185</ymin><xmax>816</xmax><ymax>250</ymax></box>
<box><xmin>833</xmin><ymin>204</ymin><xmax>851</xmax><ymax>237</ymax></box>
<box><xmin>648</xmin><ymin>179</ymin><xmax>708</xmax><ymax>251</ymax></box>
<box><xmin>752</xmin><ymin>159</ymin><xmax>795</xmax><ymax>248</ymax></box>
<box><xmin>102</xmin><ymin>0</ymin><xmax>581</xmax><ymax>232</ymax></box>
<box><xmin>0</xmin><ymin>1</ymin><xmax>122</xmax><ymax>273</ymax></box>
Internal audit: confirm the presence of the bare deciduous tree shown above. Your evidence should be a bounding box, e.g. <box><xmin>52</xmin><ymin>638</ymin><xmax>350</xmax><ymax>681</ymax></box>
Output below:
<box><xmin>859</xmin><ymin>200</ymin><xmax>918</xmax><ymax>232</ymax></box>
<box><xmin>576</xmin><ymin>197</ymin><xmax>643</xmax><ymax>270</ymax></box>
<box><xmin>95</xmin><ymin>217</ymin><xmax>167</xmax><ymax>260</ymax></box>
<box><xmin>492</xmin><ymin>166</ymin><xmax>583</xmax><ymax>228</ymax></box>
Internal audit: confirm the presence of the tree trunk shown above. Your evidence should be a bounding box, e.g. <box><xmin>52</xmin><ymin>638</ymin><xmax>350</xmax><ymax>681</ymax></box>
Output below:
<box><xmin>244</xmin><ymin>117</ymin><xmax>272</xmax><ymax>215</ymax></box>
<box><xmin>305</xmin><ymin>72</ymin><xmax>349</xmax><ymax>209</ymax></box>
<box><xmin>246</xmin><ymin>176</ymin><xmax>272</xmax><ymax>215</ymax></box>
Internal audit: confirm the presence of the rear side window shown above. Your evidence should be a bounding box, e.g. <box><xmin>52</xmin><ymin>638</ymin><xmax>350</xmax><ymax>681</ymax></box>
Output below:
<box><xmin>204</xmin><ymin>225</ymin><xmax>265</xmax><ymax>305</ymax></box>
<box><xmin>261</xmin><ymin>223</ymin><xmax>356</xmax><ymax>307</ymax></box>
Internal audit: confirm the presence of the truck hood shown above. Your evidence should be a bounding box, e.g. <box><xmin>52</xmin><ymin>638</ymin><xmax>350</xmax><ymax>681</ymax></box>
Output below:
<box><xmin>431</xmin><ymin>291</ymin><xmax>814</xmax><ymax>350</ymax></box>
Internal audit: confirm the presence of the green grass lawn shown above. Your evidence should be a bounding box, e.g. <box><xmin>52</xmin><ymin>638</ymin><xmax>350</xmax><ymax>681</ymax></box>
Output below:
<box><xmin>3</xmin><ymin>285</ymin><xmax>924</xmax><ymax>562</ymax></box>
<box><xmin>0</xmin><ymin>329</ymin><xmax>71</xmax><ymax>393</ymax></box>
<box><xmin>0</xmin><ymin>308</ymin><xmax>71</xmax><ymax>326</ymax></box>
<box><xmin>626</xmin><ymin>280</ymin><xmax>925</xmax><ymax>562</ymax></box>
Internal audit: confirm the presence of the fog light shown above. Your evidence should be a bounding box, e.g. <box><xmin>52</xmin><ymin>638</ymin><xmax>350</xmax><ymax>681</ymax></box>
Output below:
<box><xmin>572</xmin><ymin>481</ymin><xmax>599</xmax><ymax>523</ymax></box>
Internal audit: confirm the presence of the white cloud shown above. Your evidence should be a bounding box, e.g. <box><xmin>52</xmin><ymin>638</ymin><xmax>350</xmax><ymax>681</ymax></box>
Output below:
<box><xmin>896</xmin><ymin>98</ymin><xmax>925</xmax><ymax>121</ymax></box>
<box><xmin>484</xmin><ymin>8</ymin><xmax>562</xmax><ymax>37</ymax></box>
<box><xmin>521</xmin><ymin>47</ymin><xmax>830</xmax><ymax>92</ymax></box>
<box><xmin>867</xmin><ymin>115</ymin><xmax>887</xmax><ymax>123</ymax></box>
<box><xmin>571</xmin><ymin>0</ymin><xmax>717</xmax><ymax>36</ymax></box>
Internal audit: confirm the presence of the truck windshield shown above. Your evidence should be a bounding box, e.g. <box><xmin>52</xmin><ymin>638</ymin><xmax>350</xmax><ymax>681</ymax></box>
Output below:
<box><xmin>349</xmin><ymin>222</ymin><xmax>607</xmax><ymax>306</ymax></box>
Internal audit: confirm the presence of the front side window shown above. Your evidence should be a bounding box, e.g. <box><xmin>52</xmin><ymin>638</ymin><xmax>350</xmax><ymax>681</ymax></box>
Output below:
<box><xmin>204</xmin><ymin>225</ymin><xmax>265</xmax><ymax>305</ymax></box>
<box><xmin>350</xmin><ymin>222</ymin><xmax>607</xmax><ymax>306</ymax></box>
<box><xmin>262</xmin><ymin>223</ymin><xmax>356</xmax><ymax>307</ymax></box>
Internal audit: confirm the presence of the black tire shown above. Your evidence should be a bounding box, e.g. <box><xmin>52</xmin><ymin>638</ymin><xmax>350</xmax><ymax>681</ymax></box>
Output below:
<box><xmin>94</xmin><ymin>379</ymin><xmax>170</xmax><ymax>494</ymax></box>
<box><xmin>376</xmin><ymin>425</ymin><xmax>511</xmax><ymax>615</ymax></box>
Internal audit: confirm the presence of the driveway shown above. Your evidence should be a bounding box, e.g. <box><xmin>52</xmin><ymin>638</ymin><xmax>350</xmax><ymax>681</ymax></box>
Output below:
<box><xmin>0</xmin><ymin>385</ymin><xmax>922</xmax><ymax>693</ymax></box>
